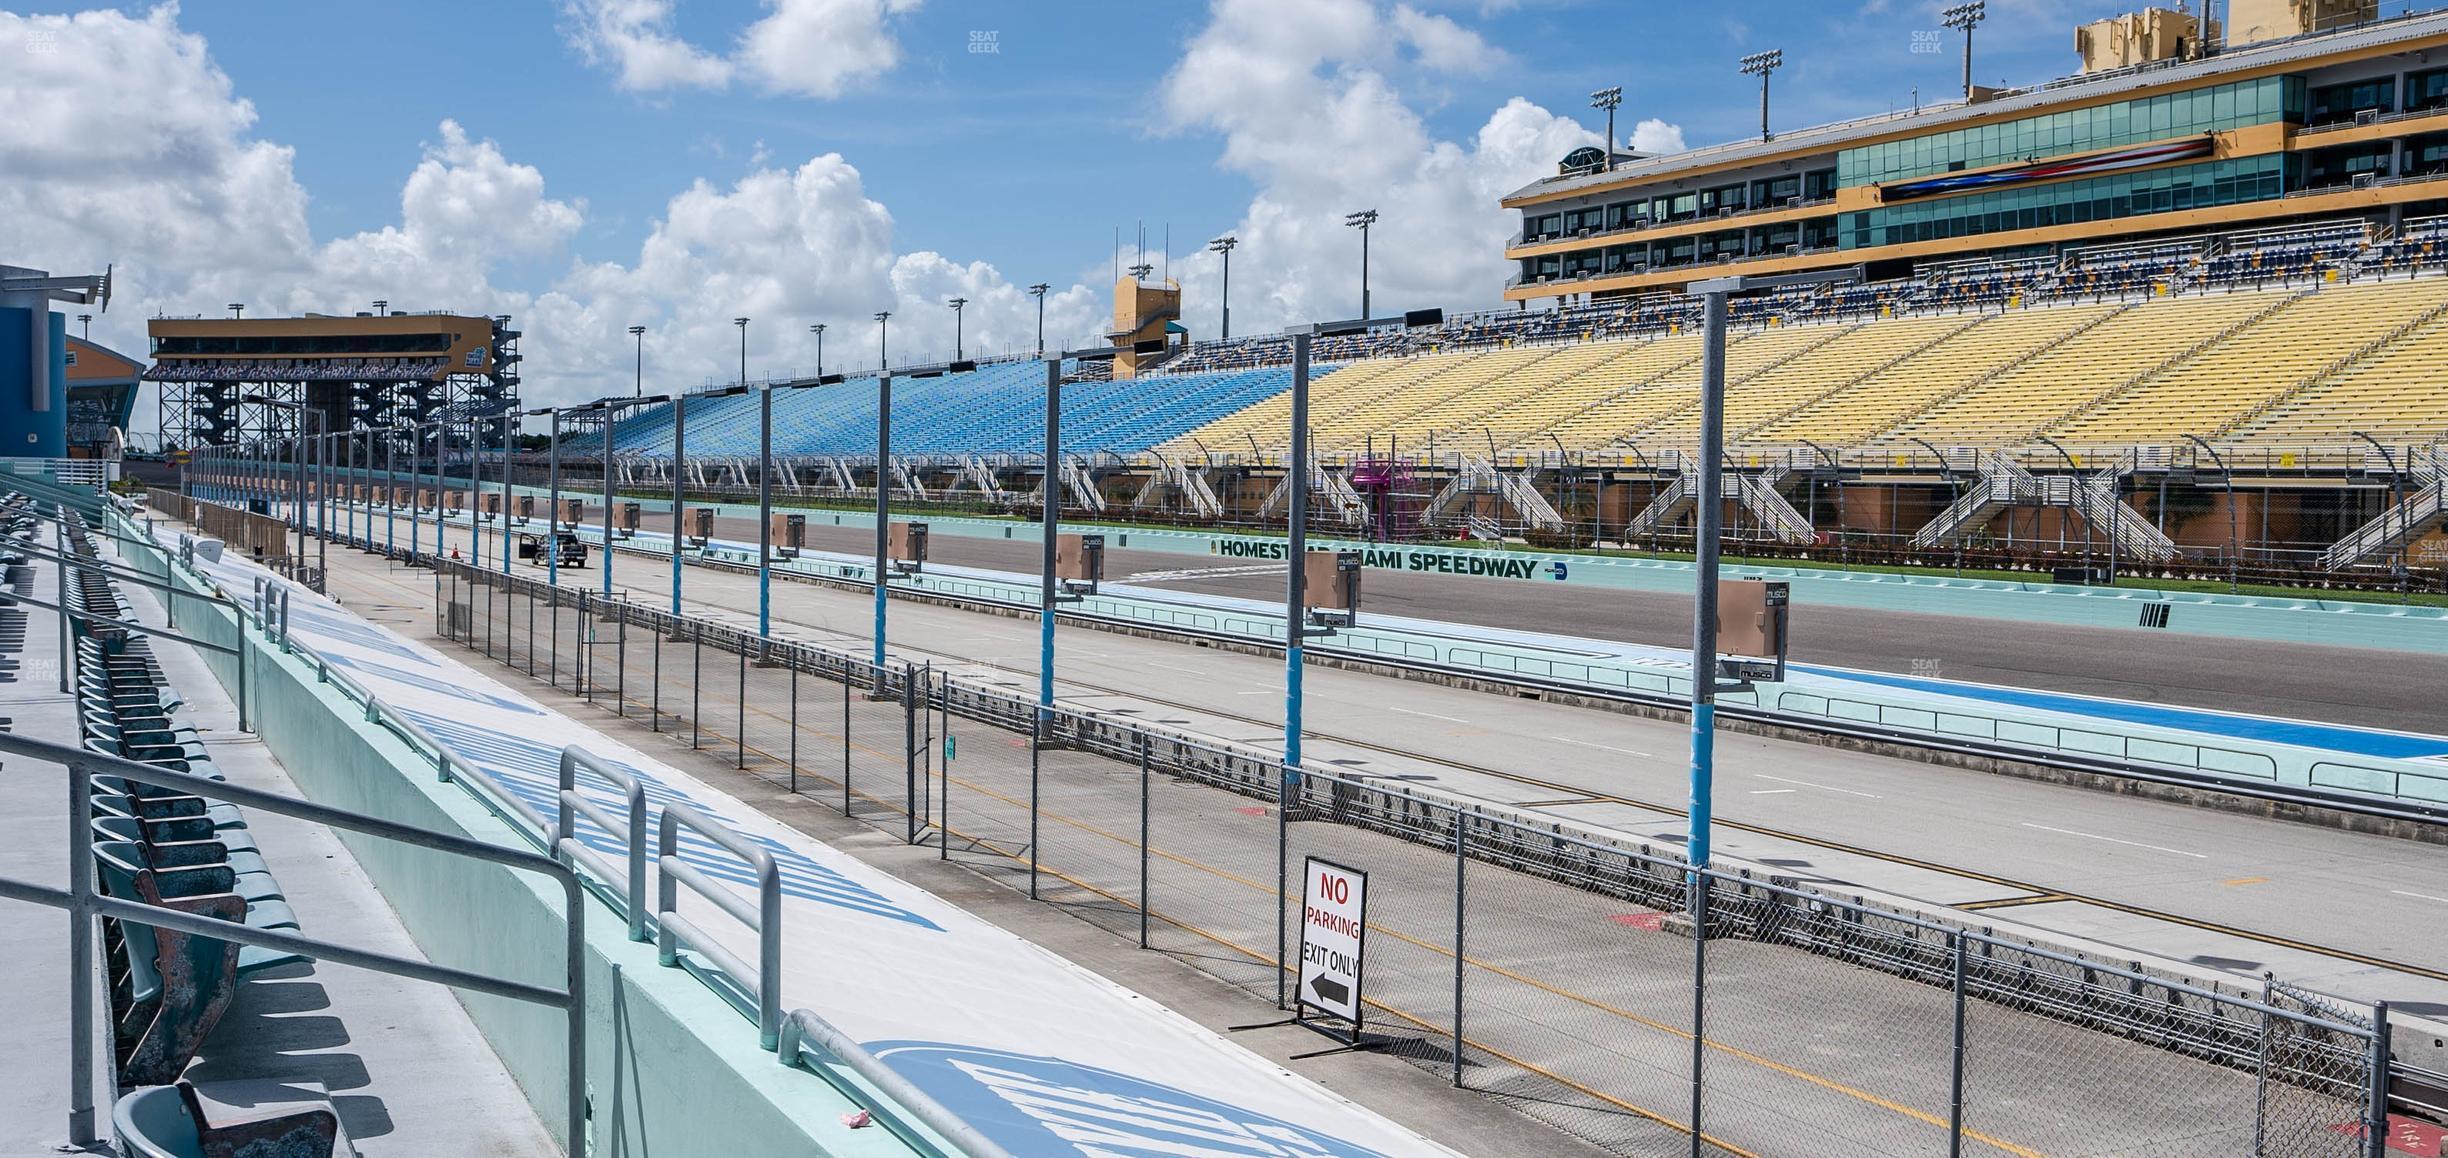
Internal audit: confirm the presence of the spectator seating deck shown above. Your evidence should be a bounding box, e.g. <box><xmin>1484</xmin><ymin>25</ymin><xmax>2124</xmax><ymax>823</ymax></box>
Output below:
<box><xmin>1878</xmin><ymin>289</ymin><xmax>2289</xmax><ymax>448</ymax></box>
<box><xmin>2047</xmin><ymin>278</ymin><xmax>2448</xmax><ymax>445</ymax></box>
<box><xmin>2231</xmin><ymin>307</ymin><xmax>2448</xmax><ymax>444</ymax></box>
<box><xmin>1751</xmin><ymin>302</ymin><xmax>2122</xmax><ymax>446</ymax></box>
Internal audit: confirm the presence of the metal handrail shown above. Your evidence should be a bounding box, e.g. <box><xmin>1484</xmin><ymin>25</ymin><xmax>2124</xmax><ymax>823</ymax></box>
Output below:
<box><xmin>558</xmin><ymin>745</ymin><xmax>651</xmax><ymax>942</ymax></box>
<box><xmin>778</xmin><ymin>1008</ymin><xmax>1016</xmax><ymax>1158</ymax></box>
<box><xmin>657</xmin><ymin>802</ymin><xmax>783</xmax><ymax>1048</ymax></box>
<box><xmin>0</xmin><ymin>729</ymin><xmax>587</xmax><ymax>1153</ymax></box>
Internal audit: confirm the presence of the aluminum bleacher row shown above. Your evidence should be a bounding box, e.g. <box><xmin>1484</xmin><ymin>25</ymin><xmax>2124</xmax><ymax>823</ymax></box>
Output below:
<box><xmin>569</xmin><ymin>358</ymin><xmax>1293</xmax><ymax>460</ymax></box>
<box><xmin>568</xmin><ymin>215</ymin><xmax>2448</xmax><ymax>467</ymax></box>
<box><xmin>48</xmin><ymin>507</ymin><xmax>349</xmax><ymax>1157</ymax></box>
<box><xmin>1148</xmin><ymin>216</ymin><xmax>2448</xmax><ymax>458</ymax></box>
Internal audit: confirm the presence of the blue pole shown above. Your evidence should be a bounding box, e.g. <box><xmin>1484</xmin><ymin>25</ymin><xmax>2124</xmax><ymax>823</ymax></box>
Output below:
<box><xmin>385</xmin><ymin>433</ymin><xmax>395</xmax><ymax>556</ymax></box>
<box><xmin>670</xmin><ymin>393</ymin><xmax>687</xmax><ymax>616</ymax></box>
<box><xmin>872</xmin><ymin>372</ymin><xmax>891</xmax><ymax>670</ymax></box>
<box><xmin>758</xmin><ymin>384</ymin><xmax>772</xmax><ymax>638</ymax></box>
<box><xmin>1283</xmin><ymin>331</ymin><xmax>1311</xmax><ymax>782</ymax></box>
<box><xmin>603</xmin><ymin>404</ymin><xmax>618</xmax><ymax>598</ymax></box>
<box><xmin>546</xmin><ymin>408</ymin><xmax>561</xmax><ymax>588</ymax></box>
<box><xmin>1039</xmin><ymin>359</ymin><xmax>1060</xmax><ymax>719</ymax></box>
<box><xmin>499</xmin><ymin>413</ymin><xmax>514</xmax><ymax>577</ymax></box>
<box><xmin>1689</xmin><ymin>287</ymin><xmax>1729</xmax><ymax>872</ymax></box>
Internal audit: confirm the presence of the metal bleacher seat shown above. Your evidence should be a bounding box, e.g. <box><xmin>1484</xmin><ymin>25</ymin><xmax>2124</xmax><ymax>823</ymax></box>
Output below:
<box><xmin>113</xmin><ymin>1080</ymin><xmax>344</xmax><ymax>1158</ymax></box>
<box><xmin>48</xmin><ymin>511</ymin><xmax>312</xmax><ymax>1103</ymax></box>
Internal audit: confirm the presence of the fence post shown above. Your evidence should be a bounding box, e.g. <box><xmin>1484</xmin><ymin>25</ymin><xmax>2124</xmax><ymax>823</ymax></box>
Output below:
<box><xmin>1688</xmin><ymin>872</ymin><xmax>1709</xmax><ymax>1158</ymax></box>
<box><xmin>2254</xmin><ymin>975</ymin><xmax>2273</xmax><ymax>1158</ymax></box>
<box><xmin>2368</xmin><ymin>1002</ymin><xmax>2392</xmax><ymax>1158</ymax></box>
<box><xmin>1275</xmin><ymin>773</ymin><xmax>1290</xmax><ymax>1011</ymax></box>
<box><xmin>903</xmin><ymin>661</ymin><xmax>920</xmax><ymax>846</ymax></box>
<box><xmin>1138</xmin><ymin>732</ymin><xmax>1150</xmax><ymax>950</ymax></box>
<box><xmin>1949</xmin><ymin>930</ymin><xmax>1969</xmax><ymax>1157</ymax></box>
<box><xmin>690</xmin><ymin>621</ymin><xmax>704</xmax><ymax>749</ymax></box>
<box><xmin>737</xmin><ymin>640</ymin><xmax>748</xmax><ymax>770</ymax></box>
<box><xmin>575</xmin><ymin>589</ymin><xmax>589</xmax><ymax>701</ymax></box>
<box><xmin>842</xmin><ymin>669</ymin><xmax>852</xmax><ymax>816</ymax></box>
<box><xmin>1452</xmin><ymin>806</ymin><xmax>1467</xmax><ymax>1088</ymax></box>
<box><xmin>788</xmin><ymin>654</ymin><xmax>799</xmax><ymax>794</ymax></box>
<box><xmin>616</xmin><ymin>601</ymin><xmax>628</xmax><ymax>718</ymax></box>
<box><xmin>1028</xmin><ymin>719</ymin><xmax>1042</xmax><ymax>900</ymax></box>
<box><xmin>650</xmin><ymin>618</ymin><xmax>662</xmax><ymax>732</ymax></box>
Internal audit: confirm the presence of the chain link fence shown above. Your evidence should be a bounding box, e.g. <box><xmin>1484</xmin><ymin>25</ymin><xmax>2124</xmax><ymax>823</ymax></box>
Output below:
<box><xmin>431</xmin><ymin>558</ymin><xmax>2391</xmax><ymax>1157</ymax></box>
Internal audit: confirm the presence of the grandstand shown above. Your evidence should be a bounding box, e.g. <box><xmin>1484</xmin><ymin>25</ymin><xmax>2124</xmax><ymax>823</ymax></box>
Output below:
<box><xmin>148</xmin><ymin>311</ymin><xmax>520</xmax><ymax>450</ymax></box>
<box><xmin>498</xmin><ymin>209</ymin><xmax>2448</xmax><ymax>578</ymax></box>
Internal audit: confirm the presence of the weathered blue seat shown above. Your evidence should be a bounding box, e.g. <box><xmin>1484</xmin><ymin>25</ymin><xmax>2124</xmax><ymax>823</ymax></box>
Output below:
<box><xmin>113</xmin><ymin>1081</ymin><xmax>342</xmax><ymax>1158</ymax></box>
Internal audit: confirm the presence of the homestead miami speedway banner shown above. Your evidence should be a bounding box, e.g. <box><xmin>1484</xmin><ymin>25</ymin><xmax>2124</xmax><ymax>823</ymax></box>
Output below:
<box><xmin>144</xmin><ymin>520</ymin><xmax>1455</xmax><ymax>1158</ymax></box>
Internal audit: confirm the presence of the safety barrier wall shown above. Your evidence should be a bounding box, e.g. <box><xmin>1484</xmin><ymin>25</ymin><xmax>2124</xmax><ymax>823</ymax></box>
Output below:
<box><xmin>107</xmin><ymin>512</ymin><xmax>943</xmax><ymax>1158</ymax></box>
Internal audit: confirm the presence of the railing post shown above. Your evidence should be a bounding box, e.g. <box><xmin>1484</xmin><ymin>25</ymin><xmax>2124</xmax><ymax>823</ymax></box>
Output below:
<box><xmin>904</xmin><ymin>661</ymin><xmax>920</xmax><ymax>846</ymax></box>
<box><xmin>842</xmin><ymin>670</ymin><xmax>852</xmax><ymax>816</ymax></box>
<box><xmin>66</xmin><ymin>764</ymin><xmax>97</xmax><ymax>1145</ymax></box>
<box><xmin>788</xmin><ymin>653</ymin><xmax>799</xmax><ymax>794</ymax></box>
<box><xmin>1949</xmin><ymin>930</ymin><xmax>1969</xmax><ymax>1156</ymax></box>
<box><xmin>1138</xmin><ymin>732</ymin><xmax>1150</xmax><ymax>950</ymax></box>
<box><xmin>1452</xmin><ymin>805</ymin><xmax>1467</xmax><ymax>1088</ymax></box>
<box><xmin>2368</xmin><ymin>1002</ymin><xmax>2392</xmax><ymax>1158</ymax></box>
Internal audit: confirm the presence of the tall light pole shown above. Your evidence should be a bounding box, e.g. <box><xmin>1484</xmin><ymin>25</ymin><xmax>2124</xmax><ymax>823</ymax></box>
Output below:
<box><xmin>628</xmin><ymin>325</ymin><xmax>646</xmax><ymax>397</ymax></box>
<box><xmin>76</xmin><ymin>313</ymin><xmax>91</xmax><ymax>340</ymax></box>
<box><xmin>735</xmin><ymin>316</ymin><xmax>751</xmax><ymax>386</ymax></box>
<box><xmin>1344</xmin><ymin>210</ymin><xmax>1378</xmax><ymax>321</ymax></box>
<box><xmin>809</xmin><ymin>323</ymin><xmax>826</xmax><ymax>378</ymax></box>
<box><xmin>875</xmin><ymin>311</ymin><xmax>891</xmax><ymax>370</ymax></box>
<box><xmin>497</xmin><ymin>409</ymin><xmax>518</xmax><ymax>576</ymax></box>
<box><xmin>947</xmin><ymin>297</ymin><xmax>968</xmax><ymax>362</ymax></box>
<box><xmin>373</xmin><ymin>299</ymin><xmax>388</xmax><ymax>317</ymax></box>
<box><xmin>1740</xmin><ymin>50</ymin><xmax>1783</xmax><ymax>141</ymax></box>
<box><xmin>1590</xmin><ymin>86</ymin><xmax>1624</xmax><ymax>171</ymax></box>
<box><xmin>1943</xmin><ymin>1</ymin><xmax>1985</xmax><ymax>100</ymax></box>
<box><xmin>1208</xmin><ymin>237</ymin><xmax>1237</xmax><ymax>340</ymax></box>
<box><xmin>228</xmin><ymin>303</ymin><xmax>245</xmax><ymax>319</ymax></box>
<box><xmin>872</xmin><ymin>365</ymin><xmax>893</xmax><ymax>670</ymax></box>
<box><xmin>1027</xmin><ymin>284</ymin><xmax>1050</xmax><ymax>358</ymax></box>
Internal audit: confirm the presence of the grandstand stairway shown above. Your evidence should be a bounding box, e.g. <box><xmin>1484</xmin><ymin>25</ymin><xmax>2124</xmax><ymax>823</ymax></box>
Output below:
<box><xmin>1911</xmin><ymin>451</ymin><xmax>2178</xmax><ymax>561</ymax></box>
<box><xmin>1258</xmin><ymin>467</ymin><xmax>1366</xmax><ymax>526</ymax></box>
<box><xmin>1624</xmin><ymin>466</ymin><xmax>1815</xmax><ymax>545</ymax></box>
<box><xmin>1133</xmin><ymin>455</ymin><xmax>1225</xmax><ymax>521</ymax></box>
<box><xmin>2320</xmin><ymin>446</ymin><xmax>2448</xmax><ymax>570</ymax></box>
<box><xmin>1420</xmin><ymin>457</ymin><xmax>1566</xmax><ymax>532</ymax></box>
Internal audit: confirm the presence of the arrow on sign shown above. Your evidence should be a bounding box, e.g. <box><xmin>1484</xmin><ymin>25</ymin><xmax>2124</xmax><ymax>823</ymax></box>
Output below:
<box><xmin>1308</xmin><ymin>975</ymin><xmax>1350</xmax><ymax>1008</ymax></box>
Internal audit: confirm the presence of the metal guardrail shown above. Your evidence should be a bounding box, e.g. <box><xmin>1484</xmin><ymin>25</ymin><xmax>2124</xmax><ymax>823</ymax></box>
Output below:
<box><xmin>557</xmin><ymin>746</ymin><xmax>650</xmax><ymax>943</ymax></box>
<box><xmin>0</xmin><ymin>729</ymin><xmax>589</xmax><ymax>1154</ymax></box>
<box><xmin>656</xmin><ymin>803</ymin><xmax>783</xmax><ymax>1049</ymax></box>
<box><xmin>113</xmin><ymin>506</ymin><xmax>980</xmax><ymax>1151</ymax></box>
<box><xmin>777</xmin><ymin>1009</ymin><xmax>1017</xmax><ymax>1158</ymax></box>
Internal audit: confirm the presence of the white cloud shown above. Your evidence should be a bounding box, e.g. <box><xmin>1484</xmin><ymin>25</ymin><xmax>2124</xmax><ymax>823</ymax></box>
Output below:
<box><xmin>1390</xmin><ymin>4</ymin><xmax>1503</xmax><ymax>74</ymax></box>
<box><xmin>560</xmin><ymin>0</ymin><xmax>917</xmax><ymax>99</ymax></box>
<box><xmin>736</xmin><ymin>0</ymin><xmax>918</xmax><ymax>99</ymax></box>
<box><xmin>1630</xmin><ymin>116</ymin><xmax>1687</xmax><ymax>154</ymax></box>
<box><xmin>560</xmin><ymin>0</ymin><xmax>733</xmax><ymax>92</ymax></box>
<box><xmin>0</xmin><ymin>4</ymin><xmax>1090</xmax><ymax>424</ymax></box>
<box><xmin>1156</xmin><ymin>0</ymin><xmax>1600</xmax><ymax>335</ymax></box>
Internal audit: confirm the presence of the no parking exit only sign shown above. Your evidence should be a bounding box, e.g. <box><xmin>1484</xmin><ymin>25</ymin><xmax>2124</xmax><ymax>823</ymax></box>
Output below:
<box><xmin>1297</xmin><ymin>858</ymin><xmax>1368</xmax><ymax>1025</ymax></box>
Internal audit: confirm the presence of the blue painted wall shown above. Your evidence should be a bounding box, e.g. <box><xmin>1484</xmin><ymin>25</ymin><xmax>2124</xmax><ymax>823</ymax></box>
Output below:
<box><xmin>0</xmin><ymin>306</ymin><xmax>68</xmax><ymax>457</ymax></box>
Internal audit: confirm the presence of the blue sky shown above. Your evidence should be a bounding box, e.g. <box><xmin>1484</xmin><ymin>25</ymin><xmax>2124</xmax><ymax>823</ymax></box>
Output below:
<box><xmin>4</xmin><ymin>0</ymin><xmax>2360</xmax><ymax>408</ymax></box>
